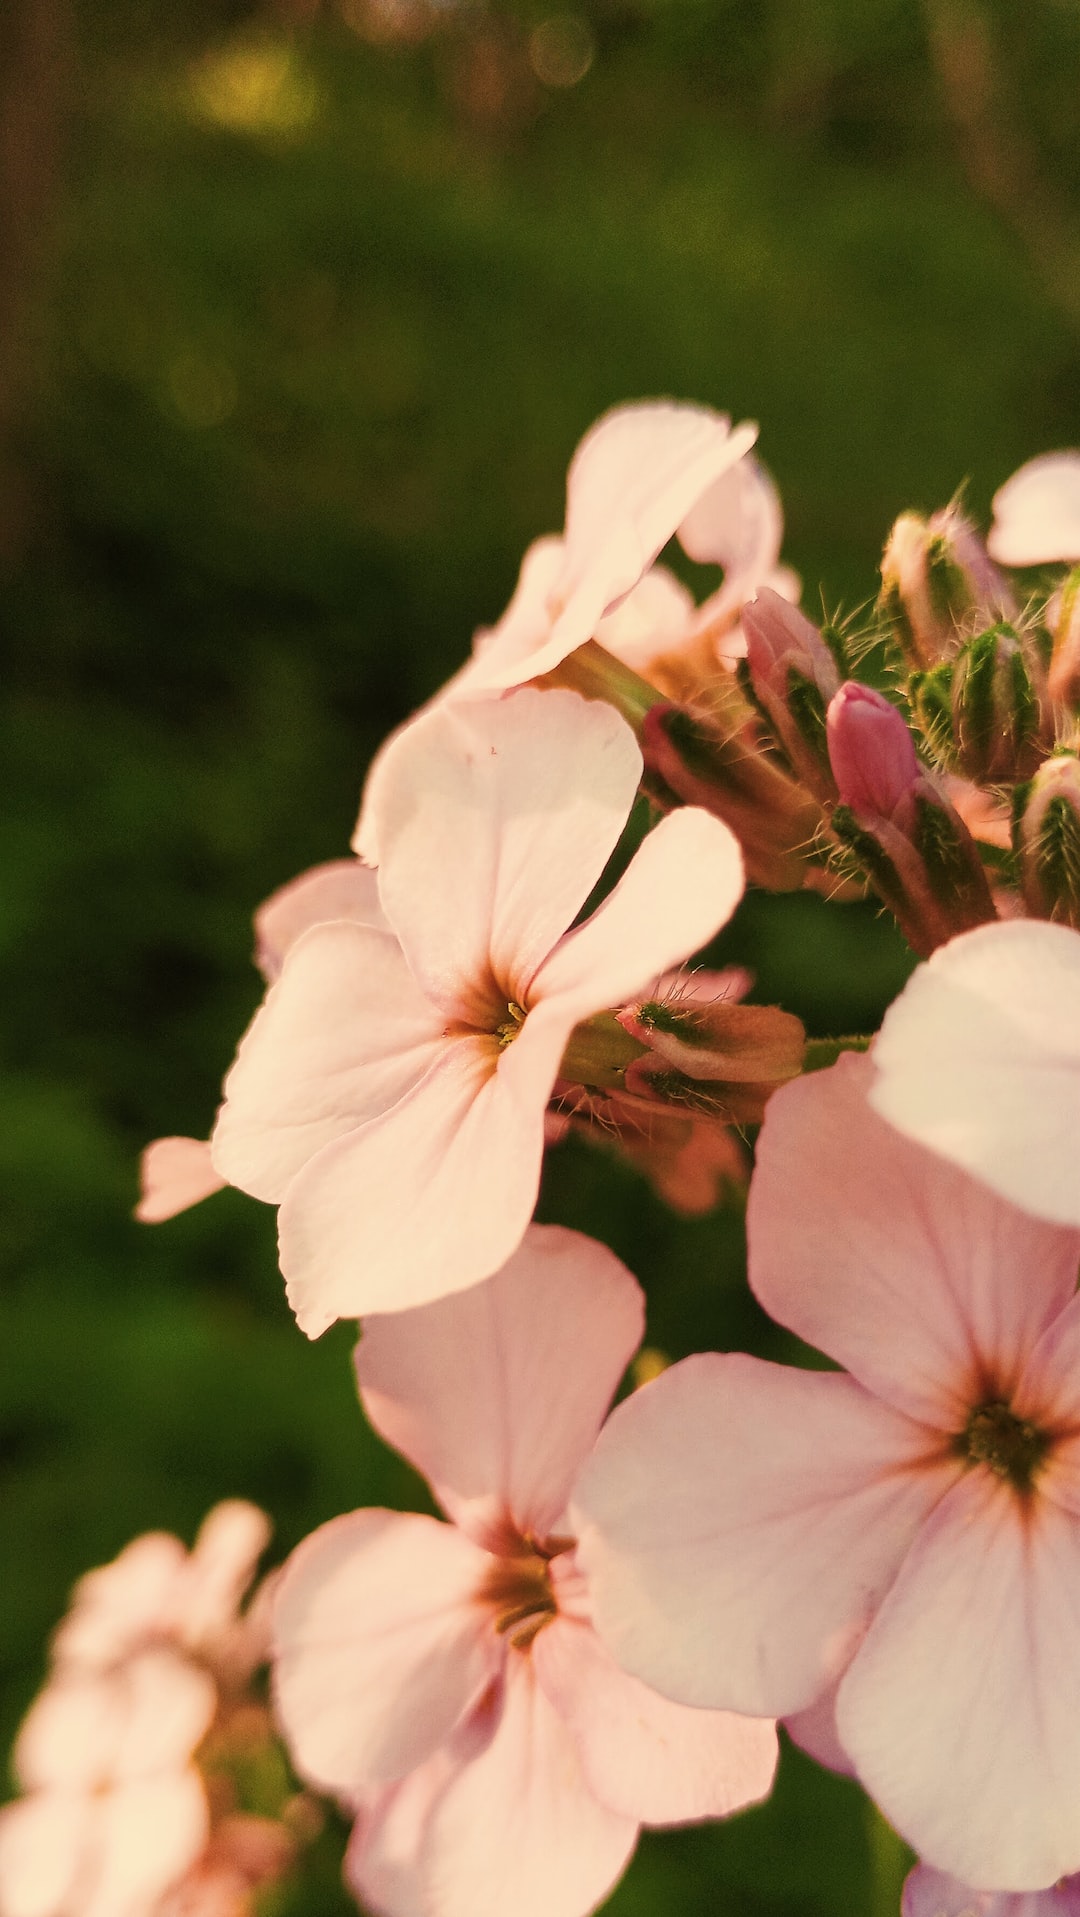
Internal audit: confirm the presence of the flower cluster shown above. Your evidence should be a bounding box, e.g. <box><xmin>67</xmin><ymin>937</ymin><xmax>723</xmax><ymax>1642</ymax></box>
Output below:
<box><xmin>14</xmin><ymin>405</ymin><xmax>1080</xmax><ymax>1917</ymax></box>
<box><xmin>0</xmin><ymin>1502</ymin><xmax>317</xmax><ymax>1917</ymax></box>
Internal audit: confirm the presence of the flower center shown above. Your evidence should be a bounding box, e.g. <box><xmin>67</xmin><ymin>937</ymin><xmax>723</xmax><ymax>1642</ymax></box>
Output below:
<box><xmin>494</xmin><ymin>1001</ymin><xmax>527</xmax><ymax>1047</ymax></box>
<box><xmin>957</xmin><ymin>1400</ymin><xmax>1049</xmax><ymax>1492</ymax></box>
<box><xmin>479</xmin><ymin>1550</ymin><xmax>558</xmax><ymax>1651</ymax></box>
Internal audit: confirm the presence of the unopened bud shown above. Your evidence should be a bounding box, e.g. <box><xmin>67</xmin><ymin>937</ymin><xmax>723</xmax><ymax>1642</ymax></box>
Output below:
<box><xmin>742</xmin><ymin>589</ymin><xmax>841</xmax><ymax>800</ymax></box>
<box><xmin>827</xmin><ymin>681</ymin><xmax>997</xmax><ymax>955</ymax></box>
<box><xmin>1049</xmin><ymin>568</ymin><xmax>1080</xmax><ymax>712</ymax></box>
<box><xmin>620</xmin><ymin>991</ymin><xmax>805</xmax><ymax>1086</ymax></box>
<box><xmin>1015</xmin><ymin>753</ymin><xmax>1080</xmax><ymax>927</ymax></box>
<box><xmin>641</xmin><ymin>699</ymin><xmax>826</xmax><ymax>892</ymax></box>
<box><xmin>949</xmin><ymin>623</ymin><xmax>1047</xmax><ymax>783</ymax></box>
<box><xmin>827</xmin><ymin>682</ymin><xmax>920</xmax><ymax>816</ymax></box>
<box><xmin>880</xmin><ymin>505</ymin><xmax>1016</xmax><ymax>671</ymax></box>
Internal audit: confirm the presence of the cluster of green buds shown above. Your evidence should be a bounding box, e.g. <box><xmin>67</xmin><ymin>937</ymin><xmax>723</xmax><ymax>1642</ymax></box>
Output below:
<box><xmin>878</xmin><ymin>504</ymin><xmax>1080</xmax><ymax>929</ymax></box>
<box><xmin>549</xmin><ymin>497</ymin><xmax>1080</xmax><ymax>948</ymax></box>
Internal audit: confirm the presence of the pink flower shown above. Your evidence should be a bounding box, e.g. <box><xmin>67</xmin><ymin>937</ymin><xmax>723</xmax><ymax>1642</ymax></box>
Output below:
<box><xmin>271</xmin><ymin>1225</ymin><xmax>778</xmax><ymax>1917</ymax></box>
<box><xmin>212</xmin><ymin>688</ymin><xmax>744</xmax><ymax>1333</ymax></box>
<box><xmin>0</xmin><ymin>1651</ymin><xmax>214</xmax><ymax>1917</ymax></box>
<box><xmin>138</xmin><ymin>861</ymin><xmax>384</xmax><ymax>1224</ymax></box>
<box><xmin>454</xmin><ymin>403</ymin><xmax>760</xmax><ymax>697</ymax></box>
<box><xmin>594</xmin><ymin>451</ymin><xmax>799</xmax><ymax>678</ymax></box>
<box><xmin>351</xmin><ymin>404</ymin><xmax>761</xmax><ymax>864</ymax></box>
<box><xmin>53</xmin><ymin>1501</ymin><xmax>272</xmax><ymax>1687</ymax></box>
<box><xmin>988</xmin><ymin>453</ymin><xmax>1080</xmax><ymax>565</ymax></box>
<box><xmin>870</xmin><ymin>919</ymin><xmax>1080</xmax><ymax>1228</ymax></box>
<box><xmin>0</xmin><ymin>1507</ymin><xmax>283</xmax><ymax>1917</ymax></box>
<box><xmin>573</xmin><ymin>1053</ymin><xmax>1080</xmax><ymax>1891</ymax></box>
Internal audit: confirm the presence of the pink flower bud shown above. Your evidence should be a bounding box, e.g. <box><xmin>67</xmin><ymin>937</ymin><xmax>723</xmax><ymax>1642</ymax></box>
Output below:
<box><xmin>826</xmin><ymin>683</ymin><xmax>920</xmax><ymax>819</ymax></box>
<box><xmin>742</xmin><ymin>589</ymin><xmax>840</xmax><ymax>799</ymax></box>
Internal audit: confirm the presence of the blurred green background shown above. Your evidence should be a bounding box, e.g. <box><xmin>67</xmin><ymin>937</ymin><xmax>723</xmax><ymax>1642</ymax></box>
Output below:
<box><xmin>3</xmin><ymin>0</ymin><xmax>1080</xmax><ymax>1908</ymax></box>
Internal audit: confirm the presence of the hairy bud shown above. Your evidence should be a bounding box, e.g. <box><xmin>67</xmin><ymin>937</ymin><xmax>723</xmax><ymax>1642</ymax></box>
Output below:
<box><xmin>949</xmin><ymin>623</ymin><xmax>1047</xmax><ymax>783</ymax></box>
<box><xmin>742</xmin><ymin>589</ymin><xmax>841</xmax><ymax>800</ymax></box>
<box><xmin>1049</xmin><ymin>568</ymin><xmax>1080</xmax><ymax>713</ymax></box>
<box><xmin>880</xmin><ymin>505</ymin><xmax>1016</xmax><ymax>671</ymax></box>
<box><xmin>827</xmin><ymin>682</ymin><xmax>997</xmax><ymax>955</ymax></box>
<box><xmin>1015</xmin><ymin>753</ymin><xmax>1080</xmax><ymax>928</ymax></box>
<box><xmin>641</xmin><ymin>698</ymin><xmax>826</xmax><ymax>892</ymax></box>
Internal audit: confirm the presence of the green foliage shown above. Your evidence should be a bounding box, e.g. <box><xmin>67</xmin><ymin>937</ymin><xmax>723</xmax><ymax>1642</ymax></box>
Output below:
<box><xmin>4</xmin><ymin>2</ymin><xmax>1080</xmax><ymax>1908</ymax></box>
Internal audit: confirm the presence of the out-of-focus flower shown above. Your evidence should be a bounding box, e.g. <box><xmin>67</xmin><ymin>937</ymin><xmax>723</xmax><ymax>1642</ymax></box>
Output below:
<box><xmin>0</xmin><ymin>1506</ymin><xmax>288</xmax><ymax>1917</ymax></box>
<box><xmin>53</xmin><ymin>1501</ymin><xmax>272</xmax><ymax>1687</ymax></box>
<box><xmin>573</xmin><ymin>1053</ymin><xmax>1080</xmax><ymax>1891</ymax></box>
<box><xmin>988</xmin><ymin>453</ymin><xmax>1080</xmax><ymax>566</ymax></box>
<box><xmin>272</xmin><ymin>1225</ymin><xmax>777</xmax><ymax>1917</ymax></box>
<box><xmin>870</xmin><ymin>917</ymin><xmax>1080</xmax><ymax>1226</ymax></box>
<box><xmin>212</xmin><ymin>689</ymin><xmax>743</xmax><ymax>1333</ymax></box>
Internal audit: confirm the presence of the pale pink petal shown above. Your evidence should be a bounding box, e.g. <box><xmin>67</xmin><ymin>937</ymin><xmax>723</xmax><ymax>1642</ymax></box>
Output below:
<box><xmin>466</xmin><ymin>538</ymin><xmax>568</xmax><ymax>679</ymax></box>
<box><xmin>677</xmin><ymin>454</ymin><xmax>783</xmax><ymax>616</ymax></box>
<box><xmin>572</xmin><ymin>1353</ymin><xmax>953</xmax><ymax>1718</ymax></box>
<box><xmin>871</xmin><ymin>920</ymin><xmax>1080</xmax><ymax>1228</ymax></box>
<box><xmin>463</xmin><ymin>407</ymin><xmax>759</xmax><ymax>690</ymax></box>
<box><xmin>15</xmin><ymin>1673</ymin><xmax>122</xmax><ymax>1790</ymax></box>
<box><xmin>593</xmin><ymin>565</ymin><xmax>695</xmax><ymax>672</ymax></box>
<box><xmin>272</xmin><ymin>1509</ymin><xmax>498</xmax><ymax>1794</ymax></box>
<box><xmin>782</xmin><ymin>1678</ymin><xmax>856</xmax><ymax>1777</ymax></box>
<box><xmin>558</xmin><ymin>404</ymin><xmax>758</xmax><ymax>640</ymax></box>
<box><xmin>533</xmin><ymin>808</ymin><xmax>744</xmax><ymax>1020</ymax></box>
<box><xmin>402</xmin><ymin>1659</ymin><xmax>637</xmax><ymax>1917</ymax></box>
<box><xmin>750</xmin><ymin>1053</ymin><xmax>1080</xmax><ymax>1428</ymax></box>
<box><xmin>904</xmin><ymin>1863</ymin><xmax>1080</xmax><ymax>1917</ymax></box>
<box><xmin>279</xmin><ymin>1010</ymin><xmax>572</xmax><ymax>1331</ymax></box>
<box><xmin>370</xmin><ymin>690</ymin><xmax>643</xmax><ymax>1017</ymax></box>
<box><xmin>838</xmin><ymin>1473</ymin><xmax>1080</xmax><ymax>1890</ymax></box>
<box><xmin>345</xmin><ymin>1750</ymin><xmax>458</xmax><ymax>1917</ymax></box>
<box><xmin>254</xmin><ymin>860</ymin><xmax>387</xmax><ymax>981</ymax></box>
<box><xmin>113</xmin><ymin>1650</ymin><xmax>216</xmax><ymax>1780</ymax></box>
<box><xmin>52</xmin><ymin>1533</ymin><xmax>188</xmax><ymax>1670</ymax></box>
<box><xmin>85</xmin><ymin>1771</ymin><xmax>209</xmax><ymax>1917</ymax></box>
<box><xmin>0</xmin><ymin>1792</ymin><xmax>91</xmax><ymax>1917</ymax></box>
<box><xmin>533</xmin><ymin>1615</ymin><xmax>778</xmax><ymax>1826</ymax></box>
<box><xmin>355</xmin><ymin>1224</ymin><xmax>643</xmax><ymax>1551</ymax></box>
<box><xmin>16</xmin><ymin>1652</ymin><xmax>214</xmax><ymax>1796</ymax></box>
<box><xmin>136</xmin><ymin>1138</ymin><xmax>226</xmax><ymax>1224</ymax></box>
<box><xmin>177</xmin><ymin>1500</ymin><xmax>270</xmax><ymax>1654</ymax></box>
<box><xmin>211</xmin><ymin>923</ymin><xmax>448</xmax><ymax>1202</ymax></box>
<box><xmin>988</xmin><ymin>452</ymin><xmax>1080</xmax><ymax>565</ymax></box>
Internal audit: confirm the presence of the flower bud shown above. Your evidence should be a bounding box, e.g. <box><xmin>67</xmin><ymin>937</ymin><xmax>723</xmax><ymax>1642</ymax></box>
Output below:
<box><xmin>949</xmin><ymin>623</ymin><xmax>1047</xmax><ymax>783</ymax></box>
<box><xmin>827</xmin><ymin>682</ymin><xmax>920</xmax><ymax>816</ymax></box>
<box><xmin>879</xmin><ymin>505</ymin><xmax>1016</xmax><ymax>671</ymax></box>
<box><xmin>742</xmin><ymin>589</ymin><xmax>841</xmax><ymax>800</ymax></box>
<box><xmin>1015</xmin><ymin>753</ymin><xmax>1080</xmax><ymax>927</ymax></box>
<box><xmin>641</xmin><ymin>698</ymin><xmax>826</xmax><ymax>892</ymax></box>
<box><xmin>827</xmin><ymin>681</ymin><xmax>997</xmax><ymax>955</ymax></box>
<box><xmin>619</xmin><ymin>991</ymin><xmax>806</xmax><ymax>1086</ymax></box>
<box><xmin>1049</xmin><ymin>567</ymin><xmax>1080</xmax><ymax>712</ymax></box>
